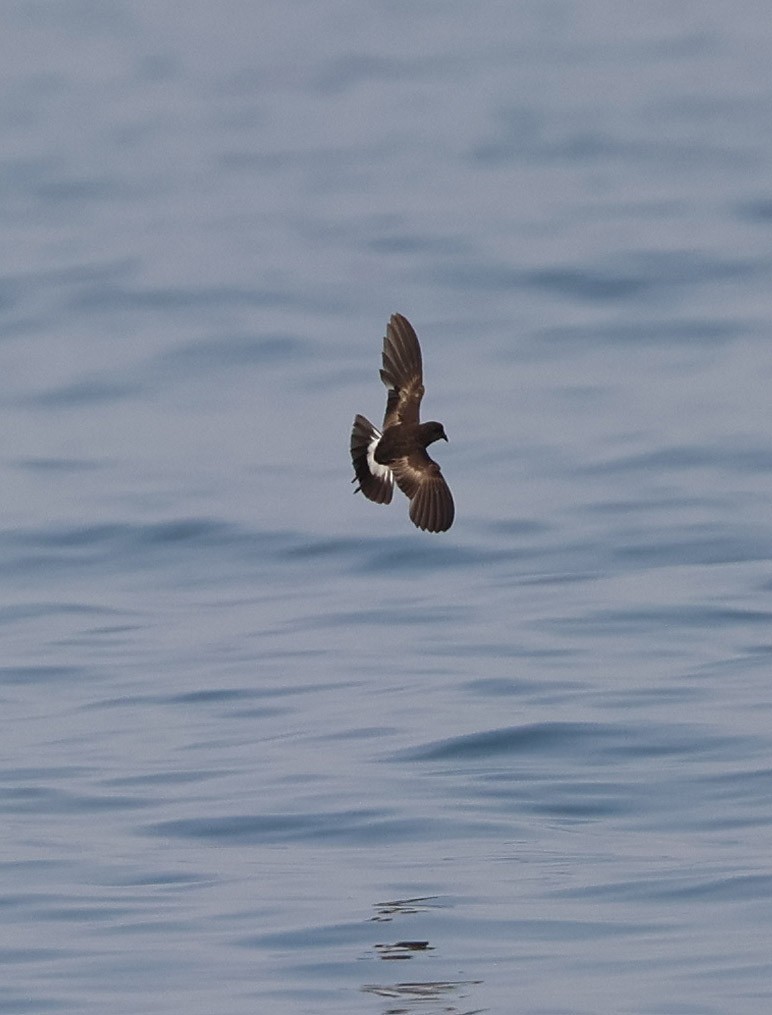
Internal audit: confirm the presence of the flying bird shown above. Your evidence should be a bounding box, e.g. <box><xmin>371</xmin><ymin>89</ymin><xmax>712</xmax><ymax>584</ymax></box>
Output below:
<box><xmin>350</xmin><ymin>313</ymin><xmax>454</xmax><ymax>532</ymax></box>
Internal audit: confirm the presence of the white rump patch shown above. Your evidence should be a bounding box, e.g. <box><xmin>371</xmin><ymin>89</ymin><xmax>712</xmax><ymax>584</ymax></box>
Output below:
<box><xmin>367</xmin><ymin>433</ymin><xmax>394</xmax><ymax>485</ymax></box>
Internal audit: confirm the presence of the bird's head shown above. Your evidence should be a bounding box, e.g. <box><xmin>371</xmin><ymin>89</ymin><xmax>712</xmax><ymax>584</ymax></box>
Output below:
<box><xmin>422</xmin><ymin>421</ymin><xmax>449</xmax><ymax>446</ymax></box>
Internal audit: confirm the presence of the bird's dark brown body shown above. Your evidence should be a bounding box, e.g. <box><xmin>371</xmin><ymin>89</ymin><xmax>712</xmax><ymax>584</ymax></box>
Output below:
<box><xmin>350</xmin><ymin>314</ymin><xmax>454</xmax><ymax>533</ymax></box>
<box><xmin>374</xmin><ymin>421</ymin><xmax>447</xmax><ymax>465</ymax></box>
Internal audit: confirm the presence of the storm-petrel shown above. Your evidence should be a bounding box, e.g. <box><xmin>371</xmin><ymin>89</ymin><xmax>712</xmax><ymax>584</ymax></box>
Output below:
<box><xmin>350</xmin><ymin>313</ymin><xmax>454</xmax><ymax>532</ymax></box>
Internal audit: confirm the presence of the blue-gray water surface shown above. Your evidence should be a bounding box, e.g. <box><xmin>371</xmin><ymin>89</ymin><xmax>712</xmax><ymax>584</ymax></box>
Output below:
<box><xmin>3</xmin><ymin>2</ymin><xmax>772</xmax><ymax>1013</ymax></box>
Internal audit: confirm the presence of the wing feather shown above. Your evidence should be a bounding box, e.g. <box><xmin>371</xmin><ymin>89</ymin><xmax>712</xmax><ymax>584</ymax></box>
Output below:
<box><xmin>380</xmin><ymin>313</ymin><xmax>424</xmax><ymax>429</ymax></box>
<box><xmin>391</xmin><ymin>451</ymin><xmax>454</xmax><ymax>533</ymax></box>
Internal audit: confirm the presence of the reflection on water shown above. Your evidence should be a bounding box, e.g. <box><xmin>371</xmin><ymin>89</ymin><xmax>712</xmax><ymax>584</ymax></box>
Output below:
<box><xmin>371</xmin><ymin>897</ymin><xmax>442</xmax><ymax>923</ymax></box>
<box><xmin>374</xmin><ymin>940</ymin><xmax>432</xmax><ymax>960</ymax></box>
<box><xmin>361</xmin><ymin>979</ymin><xmax>485</xmax><ymax>1014</ymax></box>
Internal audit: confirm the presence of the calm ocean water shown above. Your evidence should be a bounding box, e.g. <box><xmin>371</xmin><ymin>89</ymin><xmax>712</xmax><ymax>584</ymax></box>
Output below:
<box><xmin>3</xmin><ymin>2</ymin><xmax>772</xmax><ymax>1013</ymax></box>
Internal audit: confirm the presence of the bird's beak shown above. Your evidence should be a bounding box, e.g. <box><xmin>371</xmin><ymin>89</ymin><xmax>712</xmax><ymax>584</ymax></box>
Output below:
<box><xmin>442</xmin><ymin>432</ymin><xmax>448</xmax><ymax>442</ymax></box>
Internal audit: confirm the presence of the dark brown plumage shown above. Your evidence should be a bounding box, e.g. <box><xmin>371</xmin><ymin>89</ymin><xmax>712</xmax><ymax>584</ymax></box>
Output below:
<box><xmin>351</xmin><ymin>314</ymin><xmax>454</xmax><ymax>533</ymax></box>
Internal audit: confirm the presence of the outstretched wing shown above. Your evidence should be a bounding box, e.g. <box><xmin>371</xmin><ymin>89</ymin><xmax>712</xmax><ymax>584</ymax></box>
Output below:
<box><xmin>390</xmin><ymin>450</ymin><xmax>454</xmax><ymax>533</ymax></box>
<box><xmin>350</xmin><ymin>414</ymin><xmax>394</xmax><ymax>504</ymax></box>
<box><xmin>380</xmin><ymin>313</ymin><xmax>424</xmax><ymax>430</ymax></box>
